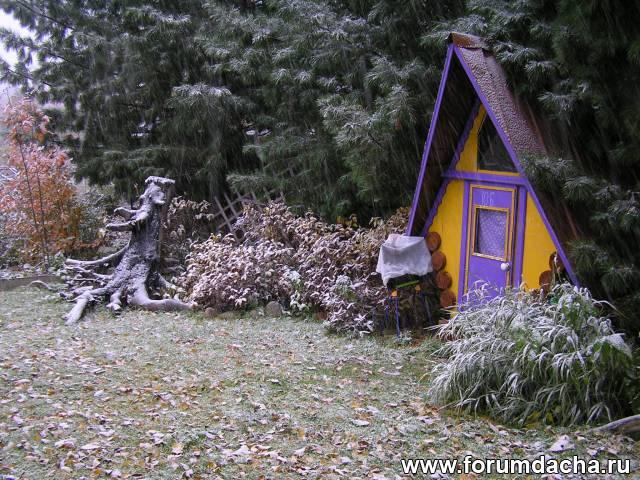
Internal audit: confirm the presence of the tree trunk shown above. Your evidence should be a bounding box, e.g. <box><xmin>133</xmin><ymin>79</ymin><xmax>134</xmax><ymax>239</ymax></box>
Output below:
<box><xmin>61</xmin><ymin>176</ymin><xmax>192</xmax><ymax>324</ymax></box>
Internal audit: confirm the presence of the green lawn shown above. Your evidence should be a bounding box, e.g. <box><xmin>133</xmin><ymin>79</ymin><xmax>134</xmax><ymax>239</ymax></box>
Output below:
<box><xmin>0</xmin><ymin>288</ymin><xmax>637</xmax><ymax>479</ymax></box>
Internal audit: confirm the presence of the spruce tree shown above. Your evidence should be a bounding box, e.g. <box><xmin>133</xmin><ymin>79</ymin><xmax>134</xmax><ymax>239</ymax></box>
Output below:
<box><xmin>0</xmin><ymin>0</ymin><xmax>463</xmax><ymax>218</ymax></box>
<box><xmin>0</xmin><ymin>1</ymin><xmax>257</xmax><ymax>202</ymax></box>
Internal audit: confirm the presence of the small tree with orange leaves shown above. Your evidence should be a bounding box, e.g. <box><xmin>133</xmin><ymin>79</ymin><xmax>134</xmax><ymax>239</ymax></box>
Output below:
<box><xmin>0</xmin><ymin>98</ymin><xmax>83</xmax><ymax>265</ymax></box>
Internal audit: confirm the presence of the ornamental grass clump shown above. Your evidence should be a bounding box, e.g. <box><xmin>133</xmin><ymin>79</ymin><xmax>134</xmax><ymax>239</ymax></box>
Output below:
<box><xmin>428</xmin><ymin>284</ymin><xmax>636</xmax><ymax>426</ymax></box>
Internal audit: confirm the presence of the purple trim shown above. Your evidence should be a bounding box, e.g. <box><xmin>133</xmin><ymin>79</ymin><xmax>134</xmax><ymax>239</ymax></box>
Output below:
<box><xmin>443</xmin><ymin>170</ymin><xmax>527</xmax><ymax>186</ymax></box>
<box><xmin>457</xmin><ymin>181</ymin><xmax>471</xmax><ymax>302</ymax></box>
<box><xmin>407</xmin><ymin>45</ymin><xmax>454</xmax><ymax>235</ymax></box>
<box><xmin>419</xmin><ymin>179</ymin><xmax>451</xmax><ymax>237</ymax></box>
<box><xmin>513</xmin><ymin>187</ymin><xmax>527</xmax><ymax>287</ymax></box>
<box><xmin>419</xmin><ymin>100</ymin><xmax>480</xmax><ymax>237</ymax></box>
<box><xmin>452</xmin><ymin>45</ymin><xmax>579</xmax><ymax>286</ymax></box>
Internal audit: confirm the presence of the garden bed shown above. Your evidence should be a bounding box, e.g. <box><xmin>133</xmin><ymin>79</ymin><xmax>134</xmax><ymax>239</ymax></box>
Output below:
<box><xmin>0</xmin><ymin>274</ymin><xmax>62</xmax><ymax>291</ymax></box>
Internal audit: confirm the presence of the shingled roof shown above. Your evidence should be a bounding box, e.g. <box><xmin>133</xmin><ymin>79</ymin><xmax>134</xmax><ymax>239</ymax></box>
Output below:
<box><xmin>407</xmin><ymin>32</ymin><xmax>580</xmax><ymax>283</ymax></box>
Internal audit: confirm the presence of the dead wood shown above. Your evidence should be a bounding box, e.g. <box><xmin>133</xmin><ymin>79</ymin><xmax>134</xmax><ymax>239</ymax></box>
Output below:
<box><xmin>593</xmin><ymin>415</ymin><xmax>640</xmax><ymax>435</ymax></box>
<box><xmin>61</xmin><ymin>176</ymin><xmax>193</xmax><ymax>323</ymax></box>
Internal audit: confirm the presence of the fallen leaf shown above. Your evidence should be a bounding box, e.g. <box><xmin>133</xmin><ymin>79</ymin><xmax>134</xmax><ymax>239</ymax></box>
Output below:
<box><xmin>351</xmin><ymin>419</ymin><xmax>370</xmax><ymax>427</ymax></box>
<box><xmin>549</xmin><ymin>435</ymin><xmax>574</xmax><ymax>453</ymax></box>
<box><xmin>80</xmin><ymin>442</ymin><xmax>100</xmax><ymax>450</ymax></box>
<box><xmin>54</xmin><ymin>438</ymin><xmax>76</xmax><ymax>449</ymax></box>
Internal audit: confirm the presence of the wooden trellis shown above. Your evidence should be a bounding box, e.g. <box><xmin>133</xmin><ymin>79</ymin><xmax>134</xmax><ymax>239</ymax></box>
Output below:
<box><xmin>210</xmin><ymin>187</ymin><xmax>284</xmax><ymax>237</ymax></box>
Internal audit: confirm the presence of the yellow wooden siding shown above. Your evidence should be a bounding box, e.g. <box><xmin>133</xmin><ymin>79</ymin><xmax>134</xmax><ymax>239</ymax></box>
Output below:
<box><xmin>427</xmin><ymin>103</ymin><xmax>558</xmax><ymax>300</ymax></box>
<box><xmin>427</xmin><ymin>179</ymin><xmax>465</xmax><ymax>301</ymax></box>
<box><xmin>456</xmin><ymin>105</ymin><xmax>519</xmax><ymax>177</ymax></box>
<box><xmin>455</xmin><ymin>106</ymin><xmax>485</xmax><ymax>172</ymax></box>
<box><xmin>521</xmin><ymin>195</ymin><xmax>557</xmax><ymax>288</ymax></box>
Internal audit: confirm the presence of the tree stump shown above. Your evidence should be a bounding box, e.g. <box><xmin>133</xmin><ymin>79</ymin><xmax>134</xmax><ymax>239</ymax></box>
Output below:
<box><xmin>61</xmin><ymin>176</ymin><xmax>193</xmax><ymax>324</ymax></box>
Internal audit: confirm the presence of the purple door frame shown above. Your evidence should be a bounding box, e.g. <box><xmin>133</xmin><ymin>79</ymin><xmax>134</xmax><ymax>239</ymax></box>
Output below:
<box><xmin>459</xmin><ymin>182</ymin><xmax>523</xmax><ymax>302</ymax></box>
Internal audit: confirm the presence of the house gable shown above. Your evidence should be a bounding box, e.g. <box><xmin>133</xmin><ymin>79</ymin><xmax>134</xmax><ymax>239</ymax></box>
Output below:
<box><xmin>407</xmin><ymin>33</ymin><xmax>579</xmax><ymax>298</ymax></box>
<box><xmin>423</xmin><ymin>100</ymin><xmax>563</xmax><ymax>300</ymax></box>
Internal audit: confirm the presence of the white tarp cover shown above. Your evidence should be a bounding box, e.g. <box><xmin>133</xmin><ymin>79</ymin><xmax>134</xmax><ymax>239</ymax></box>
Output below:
<box><xmin>376</xmin><ymin>233</ymin><xmax>433</xmax><ymax>286</ymax></box>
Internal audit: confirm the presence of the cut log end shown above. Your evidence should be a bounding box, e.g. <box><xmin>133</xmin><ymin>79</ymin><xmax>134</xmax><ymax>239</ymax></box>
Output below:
<box><xmin>435</xmin><ymin>271</ymin><xmax>452</xmax><ymax>290</ymax></box>
<box><xmin>426</xmin><ymin>232</ymin><xmax>441</xmax><ymax>252</ymax></box>
<box><xmin>431</xmin><ymin>251</ymin><xmax>446</xmax><ymax>271</ymax></box>
<box><xmin>439</xmin><ymin>290</ymin><xmax>456</xmax><ymax>309</ymax></box>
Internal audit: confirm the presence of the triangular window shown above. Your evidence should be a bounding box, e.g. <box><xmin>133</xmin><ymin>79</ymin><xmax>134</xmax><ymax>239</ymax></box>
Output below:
<box><xmin>478</xmin><ymin>117</ymin><xmax>516</xmax><ymax>172</ymax></box>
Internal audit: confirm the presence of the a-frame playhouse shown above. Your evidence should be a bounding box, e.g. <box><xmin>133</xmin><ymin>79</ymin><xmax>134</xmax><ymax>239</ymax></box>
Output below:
<box><xmin>407</xmin><ymin>33</ymin><xmax>580</xmax><ymax>309</ymax></box>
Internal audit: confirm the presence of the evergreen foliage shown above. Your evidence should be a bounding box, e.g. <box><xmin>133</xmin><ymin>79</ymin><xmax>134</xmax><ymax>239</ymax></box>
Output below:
<box><xmin>0</xmin><ymin>1</ymin><xmax>255</xmax><ymax>202</ymax></box>
<box><xmin>429</xmin><ymin>0</ymin><xmax>640</xmax><ymax>331</ymax></box>
<box><xmin>1</xmin><ymin>0</ymin><xmax>639</xmax><ymax>330</ymax></box>
<box><xmin>0</xmin><ymin>0</ymin><xmax>464</xmax><ymax>219</ymax></box>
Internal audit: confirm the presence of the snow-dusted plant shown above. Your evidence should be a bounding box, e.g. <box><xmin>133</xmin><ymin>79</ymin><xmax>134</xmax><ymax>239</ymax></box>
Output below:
<box><xmin>164</xmin><ymin>196</ymin><xmax>216</xmax><ymax>265</ymax></box>
<box><xmin>176</xmin><ymin>201</ymin><xmax>408</xmax><ymax>332</ymax></box>
<box><xmin>428</xmin><ymin>283</ymin><xmax>636</xmax><ymax>426</ymax></box>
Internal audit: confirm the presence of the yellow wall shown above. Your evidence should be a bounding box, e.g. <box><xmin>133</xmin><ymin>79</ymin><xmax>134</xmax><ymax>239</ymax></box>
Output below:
<box><xmin>425</xmin><ymin>103</ymin><xmax>559</xmax><ymax>299</ymax></box>
<box><xmin>455</xmin><ymin>106</ymin><xmax>485</xmax><ymax>172</ymax></box>
<box><xmin>521</xmin><ymin>195</ymin><xmax>557</xmax><ymax>289</ymax></box>
<box><xmin>455</xmin><ymin>105</ymin><xmax>519</xmax><ymax>177</ymax></box>
<box><xmin>428</xmin><ymin>179</ymin><xmax>465</xmax><ymax>301</ymax></box>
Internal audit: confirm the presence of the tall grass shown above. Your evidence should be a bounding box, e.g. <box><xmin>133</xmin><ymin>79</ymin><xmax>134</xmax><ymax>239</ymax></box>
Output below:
<box><xmin>428</xmin><ymin>283</ymin><xmax>636</xmax><ymax>426</ymax></box>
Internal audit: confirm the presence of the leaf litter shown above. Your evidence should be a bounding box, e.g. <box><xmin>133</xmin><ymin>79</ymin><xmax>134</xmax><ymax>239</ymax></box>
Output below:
<box><xmin>0</xmin><ymin>288</ymin><xmax>637</xmax><ymax>478</ymax></box>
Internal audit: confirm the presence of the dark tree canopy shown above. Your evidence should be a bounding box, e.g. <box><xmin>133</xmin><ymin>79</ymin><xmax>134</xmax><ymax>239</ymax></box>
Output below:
<box><xmin>0</xmin><ymin>0</ymin><xmax>464</xmax><ymax>220</ymax></box>
<box><xmin>2</xmin><ymin>0</ymin><xmax>640</xmax><ymax>331</ymax></box>
<box><xmin>0</xmin><ymin>1</ymin><xmax>256</xmax><ymax>202</ymax></box>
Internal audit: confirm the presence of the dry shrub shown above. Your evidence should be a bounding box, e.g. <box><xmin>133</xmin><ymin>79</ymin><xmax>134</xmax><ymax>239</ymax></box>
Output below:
<box><xmin>176</xmin><ymin>201</ymin><xmax>408</xmax><ymax>333</ymax></box>
<box><xmin>164</xmin><ymin>196</ymin><xmax>216</xmax><ymax>265</ymax></box>
<box><xmin>0</xmin><ymin>98</ymin><xmax>93</xmax><ymax>264</ymax></box>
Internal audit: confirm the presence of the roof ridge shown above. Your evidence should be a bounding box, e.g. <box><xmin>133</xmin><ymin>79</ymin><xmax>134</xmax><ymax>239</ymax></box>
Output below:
<box><xmin>448</xmin><ymin>32</ymin><xmax>488</xmax><ymax>50</ymax></box>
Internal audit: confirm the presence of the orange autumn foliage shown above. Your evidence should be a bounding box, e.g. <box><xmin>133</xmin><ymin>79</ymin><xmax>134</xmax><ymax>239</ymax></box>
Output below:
<box><xmin>0</xmin><ymin>99</ymin><xmax>85</xmax><ymax>263</ymax></box>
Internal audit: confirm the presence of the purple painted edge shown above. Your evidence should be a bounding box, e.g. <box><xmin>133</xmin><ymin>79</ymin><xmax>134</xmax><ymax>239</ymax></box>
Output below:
<box><xmin>442</xmin><ymin>170</ymin><xmax>527</xmax><ymax>186</ymax></box>
<box><xmin>452</xmin><ymin>45</ymin><xmax>579</xmax><ymax>286</ymax></box>
<box><xmin>448</xmin><ymin>99</ymin><xmax>481</xmax><ymax>172</ymax></box>
<box><xmin>420</xmin><ymin>179</ymin><xmax>451</xmax><ymax>237</ymax></box>
<box><xmin>406</xmin><ymin>45</ymin><xmax>454</xmax><ymax>235</ymax></box>
<box><xmin>419</xmin><ymin>100</ymin><xmax>480</xmax><ymax>237</ymax></box>
<box><xmin>513</xmin><ymin>187</ymin><xmax>527</xmax><ymax>287</ymax></box>
<box><xmin>457</xmin><ymin>181</ymin><xmax>471</xmax><ymax>302</ymax></box>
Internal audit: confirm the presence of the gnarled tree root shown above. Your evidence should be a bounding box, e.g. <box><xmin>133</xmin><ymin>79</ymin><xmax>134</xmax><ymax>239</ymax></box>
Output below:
<box><xmin>130</xmin><ymin>284</ymin><xmax>192</xmax><ymax>312</ymax></box>
<box><xmin>65</xmin><ymin>246</ymin><xmax>127</xmax><ymax>268</ymax></box>
<box><xmin>64</xmin><ymin>288</ymin><xmax>107</xmax><ymax>324</ymax></box>
<box><xmin>61</xmin><ymin>176</ymin><xmax>193</xmax><ymax>324</ymax></box>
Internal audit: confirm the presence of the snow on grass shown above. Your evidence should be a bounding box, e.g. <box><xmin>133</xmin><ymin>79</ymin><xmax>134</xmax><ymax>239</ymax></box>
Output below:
<box><xmin>0</xmin><ymin>288</ymin><xmax>636</xmax><ymax>478</ymax></box>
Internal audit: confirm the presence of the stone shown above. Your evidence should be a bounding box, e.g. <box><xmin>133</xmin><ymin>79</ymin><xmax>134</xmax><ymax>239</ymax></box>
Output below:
<box><xmin>265</xmin><ymin>301</ymin><xmax>283</xmax><ymax>317</ymax></box>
